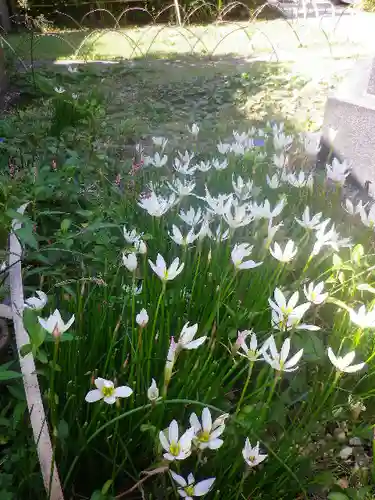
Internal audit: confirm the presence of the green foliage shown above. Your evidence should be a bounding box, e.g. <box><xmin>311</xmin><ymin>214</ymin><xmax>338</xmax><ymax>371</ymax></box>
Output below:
<box><xmin>1</xmin><ymin>60</ymin><xmax>375</xmax><ymax>500</ymax></box>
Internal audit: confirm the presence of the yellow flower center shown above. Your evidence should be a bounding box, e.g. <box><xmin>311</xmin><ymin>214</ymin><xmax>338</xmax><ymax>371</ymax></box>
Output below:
<box><xmin>281</xmin><ymin>306</ymin><xmax>292</xmax><ymax>315</ymax></box>
<box><xmin>163</xmin><ymin>270</ymin><xmax>169</xmax><ymax>280</ymax></box>
<box><xmin>102</xmin><ymin>386</ymin><xmax>115</xmax><ymax>397</ymax></box>
<box><xmin>169</xmin><ymin>442</ymin><xmax>180</xmax><ymax>456</ymax></box>
<box><xmin>185</xmin><ymin>486</ymin><xmax>195</xmax><ymax>496</ymax></box>
<box><xmin>198</xmin><ymin>431</ymin><xmax>210</xmax><ymax>443</ymax></box>
<box><xmin>311</xmin><ymin>291</ymin><xmax>317</xmax><ymax>301</ymax></box>
<box><xmin>248</xmin><ymin>455</ymin><xmax>255</xmax><ymax>462</ymax></box>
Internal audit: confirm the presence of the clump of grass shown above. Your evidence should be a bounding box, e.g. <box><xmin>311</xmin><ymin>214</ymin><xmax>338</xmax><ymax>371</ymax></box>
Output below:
<box><xmin>18</xmin><ymin>123</ymin><xmax>375</xmax><ymax>499</ymax></box>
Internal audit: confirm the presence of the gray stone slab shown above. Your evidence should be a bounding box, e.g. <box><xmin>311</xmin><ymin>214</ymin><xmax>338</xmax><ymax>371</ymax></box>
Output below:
<box><xmin>320</xmin><ymin>57</ymin><xmax>375</xmax><ymax>197</ymax></box>
<box><xmin>368</xmin><ymin>58</ymin><xmax>375</xmax><ymax>95</ymax></box>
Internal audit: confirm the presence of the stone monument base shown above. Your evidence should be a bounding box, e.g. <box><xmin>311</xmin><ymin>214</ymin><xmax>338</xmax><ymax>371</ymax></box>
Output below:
<box><xmin>319</xmin><ymin>57</ymin><xmax>375</xmax><ymax>198</ymax></box>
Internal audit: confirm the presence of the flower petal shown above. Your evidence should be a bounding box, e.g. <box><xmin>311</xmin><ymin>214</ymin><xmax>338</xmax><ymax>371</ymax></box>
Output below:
<box><xmin>202</xmin><ymin>407</ymin><xmax>212</xmax><ymax>433</ymax></box>
<box><xmin>170</xmin><ymin>471</ymin><xmax>187</xmax><ymax>488</ymax></box>
<box><xmin>103</xmin><ymin>395</ymin><xmax>116</xmax><ymax>404</ymax></box>
<box><xmin>280</xmin><ymin>338</ymin><xmax>291</xmax><ymax>363</ymax></box>
<box><xmin>159</xmin><ymin>430</ymin><xmax>170</xmax><ymax>452</ymax></box>
<box><xmin>193</xmin><ymin>478</ymin><xmax>216</xmax><ymax>496</ymax></box>
<box><xmin>189</xmin><ymin>412</ymin><xmax>202</xmax><ymax>432</ymax></box>
<box><xmin>169</xmin><ymin>420</ymin><xmax>179</xmax><ymax>444</ymax></box>
<box><xmin>94</xmin><ymin>378</ymin><xmax>107</xmax><ymax>390</ymax></box>
<box><xmin>208</xmin><ymin>438</ymin><xmax>223</xmax><ymax>449</ymax></box>
<box><xmin>114</xmin><ymin>386</ymin><xmax>133</xmax><ymax>398</ymax></box>
<box><xmin>183</xmin><ymin>337</ymin><xmax>207</xmax><ymax>350</ymax></box>
<box><xmin>343</xmin><ymin>362</ymin><xmax>365</xmax><ymax>373</ymax></box>
<box><xmin>85</xmin><ymin>389</ymin><xmax>103</xmax><ymax>403</ymax></box>
<box><xmin>284</xmin><ymin>348</ymin><xmax>303</xmax><ymax>369</ymax></box>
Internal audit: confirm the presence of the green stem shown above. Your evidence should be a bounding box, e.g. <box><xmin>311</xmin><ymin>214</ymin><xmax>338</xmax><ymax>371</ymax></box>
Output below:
<box><xmin>146</xmin><ymin>285</ymin><xmax>165</xmax><ymax>382</ymax></box>
<box><xmin>47</xmin><ymin>338</ymin><xmax>60</xmax><ymax>500</ymax></box>
<box><xmin>235</xmin><ymin>362</ymin><xmax>253</xmax><ymax>416</ymax></box>
<box><xmin>260</xmin><ymin>372</ymin><xmax>280</xmax><ymax>422</ymax></box>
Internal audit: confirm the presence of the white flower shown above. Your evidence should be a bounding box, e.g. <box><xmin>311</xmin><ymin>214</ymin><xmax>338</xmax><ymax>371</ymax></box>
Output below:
<box><xmin>152</xmin><ymin>137</ymin><xmax>168</xmax><ymax>149</ymax></box>
<box><xmin>242</xmin><ymin>439</ymin><xmax>268</xmax><ymax>467</ymax></box>
<box><xmin>138</xmin><ymin>191</ymin><xmax>176</xmax><ymax>217</ymax></box>
<box><xmin>196</xmin><ymin>161</ymin><xmax>211</xmax><ymax>172</ymax></box>
<box><xmin>359</xmin><ymin>204</ymin><xmax>375</xmax><ymax>228</ymax></box>
<box><xmin>123</xmin><ymin>226</ymin><xmax>140</xmax><ymax>244</ymax></box>
<box><xmin>269</xmin><ymin>240</ymin><xmax>297</xmax><ymax>263</ymax></box>
<box><xmin>233</xmin><ymin>131</ymin><xmax>249</xmax><ymax>144</ymax></box>
<box><xmin>263</xmin><ymin>336</ymin><xmax>303</xmax><ymax>372</ymax></box>
<box><xmin>231</xmin><ymin>243</ymin><xmax>262</xmax><ymax>270</ymax></box>
<box><xmin>24</xmin><ymin>290</ymin><xmax>48</xmax><ymax>310</ymax></box>
<box><xmin>302</xmin><ymin>131</ymin><xmax>321</xmax><ymax>156</ymax></box>
<box><xmin>168</xmin><ymin>178</ymin><xmax>195</xmax><ymax>198</ymax></box>
<box><xmin>122</xmin><ymin>252</ymin><xmax>138</xmax><ymax>272</ymax></box>
<box><xmin>204</xmin><ymin>187</ymin><xmax>233</xmax><ymax>216</ymax></box>
<box><xmin>197</xmin><ymin>219</ymin><xmax>212</xmax><ymax>241</ymax></box>
<box><xmin>269</xmin><ymin>288</ymin><xmax>317</xmax><ymax>331</ymax></box>
<box><xmin>134</xmin><ymin>239</ymin><xmax>147</xmax><ymax>254</ymax></box>
<box><xmin>150</xmin><ymin>152</ymin><xmax>168</xmax><ymax>168</ymax></box>
<box><xmin>343</xmin><ymin>199</ymin><xmax>366</xmax><ymax>216</ymax></box>
<box><xmin>250</xmin><ymin>198</ymin><xmax>285</xmax><ymax>220</ymax></box>
<box><xmin>271</xmin><ymin>121</ymin><xmax>284</xmax><ymax>135</ymax></box>
<box><xmin>212</xmin><ymin>158</ymin><xmax>228</xmax><ymax>171</ymax></box>
<box><xmin>237</xmin><ymin>331</ymin><xmax>265</xmax><ymax>361</ymax></box>
<box><xmin>159</xmin><ymin>420</ymin><xmax>194</xmax><ymax>461</ymax></box>
<box><xmin>349</xmin><ymin>304</ymin><xmax>375</xmax><ymax>328</ymax></box>
<box><xmin>287</xmin><ymin>171</ymin><xmax>313</xmax><ymax>189</ymax></box>
<box><xmin>147</xmin><ymin>378</ymin><xmax>159</xmax><ymax>401</ymax></box>
<box><xmin>231</xmin><ymin>142</ymin><xmax>246</xmax><ymax>156</ymax></box>
<box><xmin>326</xmin><ymin>158</ymin><xmax>350</xmax><ymax>185</ymax></box>
<box><xmin>174</xmin><ymin>158</ymin><xmax>196</xmax><ymax>176</ymax></box>
<box><xmin>170</xmin><ymin>225</ymin><xmax>199</xmax><ymax>246</ymax></box>
<box><xmin>136</xmin><ymin>308</ymin><xmax>149</xmax><ymax>327</ymax></box>
<box><xmin>224</xmin><ymin>200</ymin><xmax>253</xmax><ymax>229</ymax></box>
<box><xmin>72</xmin><ymin>93</ymin><xmax>78</xmax><ymax>100</ymax></box>
<box><xmin>187</xmin><ymin>123</ymin><xmax>199</xmax><ymax>137</ymax></box>
<box><xmin>54</xmin><ymin>86</ymin><xmax>65</xmax><ymax>94</ymax></box>
<box><xmin>304</xmin><ymin>281</ymin><xmax>328</xmax><ymax>305</ymax></box>
<box><xmin>210</xmin><ymin>225</ymin><xmax>229</xmax><ymax>242</ymax></box>
<box><xmin>177</xmin><ymin>322</ymin><xmax>206</xmax><ymax>350</ymax></box>
<box><xmin>264</xmin><ymin>221</ymin><xmax>283</xmax><ymax>249</ymax></box>
<box><xmin>217</xmin><ymin>141</ymin><xmax>231</xmax><ymax>154</ymax></box>
<box><xmin>38</xmin><ymin>309</ymin><xmax>75</xmax><ymax>338</ymax></box>
<box><xmin>170</xmin><ymin>471</ymin><xmax>215</xmax><ymax>499</ymax></box>
<box><xmin>266</xmin><ymin>174</ymin><xmax>281</xmax><ymax>189</ymax></box>
<box><xmin>327</xmin><ymin>348</ymin><xmax>365</xmax><ymax>373</ymax></box>
<box><xmin>273</xmin><ymin>152</ymin><xmax>287</xmax><ymax>169</ymax></box>
<box><xmin>85</xmin><ymin>377</ymin><xmax>133</xmax><ymax>405</ymax></box>
<box><xmin>67</xmin><ymin>65</ymin><xmax>78</xmax><ymax>73</ymax></box>
<box><xmin>178</xmin><ymin>150</ymin><xmax>195</xmax><ymax>164</ymax></box>
<box><xmin>295</xmin><ymin>207</ymin><xmax>323</xmax><ymax>230</ymax></box>
<box><xmin>179</xmin><ymin>207</ymin><xmax>202</xmax><ymax>227</ymax></box>
<box><xmin>313</xmin><ymin>222</ymin><xmax>351</xmax><ymax>255</ymax></box>
<box><xmin>232</xmin><ymin>175</ymin><xmax>254</xmax><ymax>201</ymax></box>
<box><xmin>269</xmin><ymin>288</ymin><xmax>310</xmax><ymax>319</ymax></box>
<box><xmin>148</xmin><ymin>254</ymin><xmax>184</xmax><ymax>282</ymax></box>
<box><xmin>189</xmin><ymin>407</ymin><xmax>225</xmax><ymax>450</ymax></box>
<box><xmin>273</xmin><ymin>132</ymin><xmax>293</xmax><ymax>151</ymax></box>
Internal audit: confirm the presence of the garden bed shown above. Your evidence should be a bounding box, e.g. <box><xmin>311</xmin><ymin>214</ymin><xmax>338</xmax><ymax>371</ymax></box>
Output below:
<box><xmin>0</xmin><ymin>58</ymin><xmax>375</xmax><ymax>500</ymax></box>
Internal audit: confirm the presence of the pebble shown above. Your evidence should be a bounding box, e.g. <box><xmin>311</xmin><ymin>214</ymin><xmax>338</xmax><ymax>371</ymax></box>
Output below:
<box><xmin>339</xmin><ymin>446</ymin><xmax>353</xmax><ymax>460</ymax></box>
<box><xmin>334</xmin><ymin>428</ymin><xmax>347</xmax><ymax>443</ymax></box>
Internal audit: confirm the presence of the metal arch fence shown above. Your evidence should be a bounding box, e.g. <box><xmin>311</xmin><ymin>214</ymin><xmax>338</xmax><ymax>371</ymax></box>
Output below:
<box><xmin>0</xmin><ymin>0</ymin><xmax>359</xmax><ymax>69</ymax></box>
